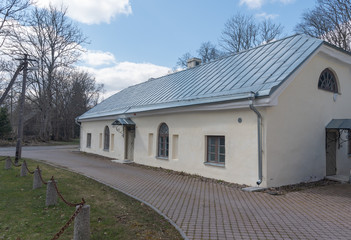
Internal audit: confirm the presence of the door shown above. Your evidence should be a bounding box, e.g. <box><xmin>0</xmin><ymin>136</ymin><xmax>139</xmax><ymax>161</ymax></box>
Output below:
<box><xmin>326</xmin><ymin>131</ymin><xmax>337</xmax><ymax>176</ymax></box>
<box><xmin>125</xmin><ymin>126</ymin><xmax>135</xmax><ymax>160</ymax></box>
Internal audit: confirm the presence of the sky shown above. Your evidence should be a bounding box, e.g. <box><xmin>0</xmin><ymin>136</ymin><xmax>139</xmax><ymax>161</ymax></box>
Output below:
<box><xmin>34</xmin><ymin>0</ymin><xmax>316</xmax><ymax>99</ymax></box>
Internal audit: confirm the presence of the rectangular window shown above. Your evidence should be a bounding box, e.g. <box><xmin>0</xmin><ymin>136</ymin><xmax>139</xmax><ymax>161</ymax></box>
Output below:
<box><xmin>207</xmin><ymin>136</ymin><xmax>225</xmax><ymax>164</ymax></box>
<box><xmin>86</xmin><ymin>133</ymin><xmax>91</xmax><ymax>148</ymax></box>
<box><xmin>348</xmin><ymin>130</ymin><xmax>351</xmax><ymax>155</ymax></box>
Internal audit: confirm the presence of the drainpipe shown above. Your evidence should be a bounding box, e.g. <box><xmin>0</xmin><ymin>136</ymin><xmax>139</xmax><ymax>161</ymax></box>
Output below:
<box><xmin>75</xmin><ymin>117</ymin><xmax>82</xmax><ymax>150</ymax></box>
<box><xmin>249</xmin><ymin>92</ymin><xmax>263</xmax><ymax>186</ymax></box>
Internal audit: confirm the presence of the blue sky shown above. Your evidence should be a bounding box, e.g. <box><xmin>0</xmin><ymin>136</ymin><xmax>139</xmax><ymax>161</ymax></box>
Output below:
<box><xmin>35</xmin><ymin>0</ymin><xmax>316</xmax><ymax>98</ymax></box>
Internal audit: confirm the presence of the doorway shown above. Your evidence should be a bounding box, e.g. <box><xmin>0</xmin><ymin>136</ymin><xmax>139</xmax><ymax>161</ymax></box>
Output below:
<box><xmin>125</xmin><ymin>126</ymin><xmax>135</xmax><ymax>161</ymax></box>
<box><xmin>326</xmin><ymin>130</ymin><xmax>337</xmax><ymax>176</ymax></box>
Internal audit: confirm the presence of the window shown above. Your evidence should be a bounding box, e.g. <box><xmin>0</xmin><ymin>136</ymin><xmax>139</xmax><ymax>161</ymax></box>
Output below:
<box><xmin>158</xmin><ymin>123</ymin><xmax>169</xmax><ymax>158</ymax></box>
<box><xmin>104</xmin><ymin>126</ymin><xmax>110</xmax><ymax>151</ymax></box>
<box><xmin>207</xmin><ymin>136</ymin><xmax>225</xmax><ymax>164</ymax></box>
<box><xmin>86</xmin><ymin>133</ymin><xmax>91</xmax><ymax>148</ymax></box>
<box><xmin>348</xmin><ymin>130</ymin><xmax>351</xmax><ymax>155</ymax></box>
<box><xmin>318</xmin><ymin>68</ymin><xmax>338</xmax><ymax>93</ymax></box>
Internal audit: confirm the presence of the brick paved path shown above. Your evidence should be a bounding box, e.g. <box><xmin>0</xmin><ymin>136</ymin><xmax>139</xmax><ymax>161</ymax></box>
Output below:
<box><xmin>1</xmin><ymin>146</ymin><xmax>351</xmax><ymax>240</ymax></box>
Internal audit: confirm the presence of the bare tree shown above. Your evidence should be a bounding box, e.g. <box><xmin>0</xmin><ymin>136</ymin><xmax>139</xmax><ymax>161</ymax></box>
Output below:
<box><xmin>52</xmin><ymin>69</ymin><xmax>103</xmax><ymax>140</ymax></box>
<box><xmin>220</xmin><ymin>13</ymin><xmax>259</xmax><ymax>53</ymax></box>
<box><xmin>0</xmin><ymin>0</ymin><xmax>30</xmax><ymax>49</ymax></box>
<box><xmin>220</xmin><ymin>13</ymin><xmax>284</xmax><ymax>53</ymax></box>
<box><xmin>197</xmin><ymin>41</ymin><xmax>222</xmax><ymax>63</ymax></box>
<box><xmin>6</xmin><ymin>5</ymin><xmax>88</xmax><ymax>140</ymax></box>
<box><xmin>176</xmin><ymin>52</ymin><xmax>193</xmax><ymax>68</ymax></box>
<box><xmin>260</xmin><ymin>19</ymin><xmax>283</xmax><ymax>43</ymax></box>
<box><xmin>295</xmin><ymin>0</ymin><xmax>351</xmax><ymax>51</ymax></box>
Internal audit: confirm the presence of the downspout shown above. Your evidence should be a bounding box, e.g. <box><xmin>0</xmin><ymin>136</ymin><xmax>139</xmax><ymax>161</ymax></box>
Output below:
<box><xmin>249</xmin><ymin>92</ymin><xmax>263</xmax><ymax>186</ymax></box>
<box><xmin>75</xmin><ymin>117</ymin><xmax>82</xmax><ymax>150</ymax></box>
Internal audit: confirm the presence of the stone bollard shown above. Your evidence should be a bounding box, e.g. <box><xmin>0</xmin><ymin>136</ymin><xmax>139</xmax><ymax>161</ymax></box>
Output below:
<box><xmin>33</xmin><ymin>169</ymin><xmax>43</xmax><ymax>189</ymax></box>
<box><xmin>5</xmin><ymin>157</ymin><xmax>11</xmax><ymax>169</ymax></box>
<box><xmin>45</xmin><ymin>180</ymin><xmax>58</xmax><ymax>206</ymax></box>
<box><xmin>20</xmin><ymin>161</ymin><xmax>27</xmax><ymax>176</ymax></box>
<box><xmin>74</xmin><ymin>205</ymin><xmax>90</xmax><ymax>240</ymax></box>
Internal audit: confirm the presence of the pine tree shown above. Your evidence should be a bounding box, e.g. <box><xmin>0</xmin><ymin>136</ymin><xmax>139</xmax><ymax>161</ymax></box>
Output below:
<box><xmin>0</xmin><ymin>107</ymin><xmax>12</xmax><ymax>138</ymax></box>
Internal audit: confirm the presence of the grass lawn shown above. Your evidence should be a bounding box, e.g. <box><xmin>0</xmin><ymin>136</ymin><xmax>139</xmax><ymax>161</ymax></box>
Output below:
<box><xmin>0</xmin><ymin>157</ymin><xmax>182</xmax><ymax>240</ymax></box>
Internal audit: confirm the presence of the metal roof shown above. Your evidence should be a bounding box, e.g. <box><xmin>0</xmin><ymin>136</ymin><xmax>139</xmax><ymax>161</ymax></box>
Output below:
<box><xmin>112</xmin><ymin>118</ymin><xmax>135</xmax><ymax>126</ymax></box>
<box><xmin>326</xmin><ymin>119</ymin><xmax>351</xmax><ymax>129</ymax></box>
<box><xmin>79</xmin><ymin>35</ymin><xmax>324</xmax><ymax>120</ymax></box>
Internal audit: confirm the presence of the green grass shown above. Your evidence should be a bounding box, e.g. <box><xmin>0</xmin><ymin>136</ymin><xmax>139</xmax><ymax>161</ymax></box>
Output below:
<box><xmin>0</xmin><ymin>157</ymin><xmax>182</xmax><ymax>240</ymax></box>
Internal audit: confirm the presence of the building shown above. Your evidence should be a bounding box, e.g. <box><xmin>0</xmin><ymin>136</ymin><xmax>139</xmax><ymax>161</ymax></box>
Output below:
<box><xmin>77</xmin><ymin>35</ymin><xmax>351</xmax><ymax>187</ymax></box>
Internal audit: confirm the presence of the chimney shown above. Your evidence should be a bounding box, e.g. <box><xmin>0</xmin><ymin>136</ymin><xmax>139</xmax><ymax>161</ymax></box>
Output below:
<box><xmin>187</xmin><ymin>57</ymin><xmax>202</xmax><ymax>69</ymax></box>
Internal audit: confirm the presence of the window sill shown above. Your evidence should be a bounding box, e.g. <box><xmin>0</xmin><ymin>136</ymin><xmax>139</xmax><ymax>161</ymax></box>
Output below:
<box><xmin>103</xmin><ymin>149</ymin><xmax>109</xmax><ymax>152</ymax></box>
<box><xmin>156</xmin><ymin>156</ymin><xmax>169</xmax><ymax>161</ymax></box>
<box><xmin>204</xmin><ymin>162</ymin><xmax>225</xmax><ymax>168</ymax></box>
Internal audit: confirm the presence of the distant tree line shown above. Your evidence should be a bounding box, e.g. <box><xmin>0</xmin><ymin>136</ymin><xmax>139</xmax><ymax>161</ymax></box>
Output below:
<box><xmin>177</xmin><ymin>0</ymin><xmax>351</xmax><ymax>68</ymax></box>
<box><xmin>176</xmin><ymin>13</ymin><xmax>284</xmax><ymax>68</ymax></box>
<box><xmin>0</xmin><ymin>0</ymin><xmax>103</xmax><ymax>142</ymax></box>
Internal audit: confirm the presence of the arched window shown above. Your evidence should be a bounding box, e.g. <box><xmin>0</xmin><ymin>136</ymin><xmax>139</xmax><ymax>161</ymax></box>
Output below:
<box><xmin>158</xmin><ymin>123</ymin><xmax>169</xmax><ymax>158</ymax></box>
<box><xmin>104</xmin><ymin>126</ymin><xmax>110</xmax><ymax>150</ymax></box>
<box><xmin>318</xmin><ymin>68</ymin><xmax>338</xmax><ymax>93</ymax></box>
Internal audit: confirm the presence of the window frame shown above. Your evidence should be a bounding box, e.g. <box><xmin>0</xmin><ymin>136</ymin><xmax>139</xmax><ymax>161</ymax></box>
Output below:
<box><xmin>86</xmin><ymin>133</ymin><xmax>92</xmax><ymax>148</ymax></box>
<box><xmin>104</xmin><ymin>126</ymin><xmax>110</xmax><ymax>151</ymax></box>
<box><xmin>318</xmin><ymin>68</ymin><xmax>338</xmax><ymax>93</ymax></box>
<box><xmin>157</xmin><ymin>123</ymin><xmax>169</xmax><ymax>159</ymax></box>
<box><xmin>206</xmin><ymin>136</ymin><xmax>225</xmax><ymax>165</ymax></box>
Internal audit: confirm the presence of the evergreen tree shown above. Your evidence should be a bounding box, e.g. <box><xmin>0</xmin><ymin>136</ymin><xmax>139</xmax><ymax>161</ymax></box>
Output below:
<box><xmin>0</xmin><ymin>107</ymin><xmax>12</xmax><ymax>138</ymax></box>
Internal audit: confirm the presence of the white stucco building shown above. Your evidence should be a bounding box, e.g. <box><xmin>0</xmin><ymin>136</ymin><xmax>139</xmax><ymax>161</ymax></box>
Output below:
<box><xmin>78</xmin><ymin>35</ymin><xmax>351</xmax><ymax>188</ymax></box>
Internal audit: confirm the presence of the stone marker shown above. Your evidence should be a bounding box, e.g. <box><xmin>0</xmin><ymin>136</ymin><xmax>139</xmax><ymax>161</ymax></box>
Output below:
<box><xmin>20</xmin><ymin>161</ymin><xmax>27</xmax><ymax>176</ymax></box>
<box><xmin>5</xmin><ymin>157</ymin><xmax>11</xmax><ymax>169</ymax></box>
<box><xmin>45</xmin><ymin>180</ymin><xmax>58</xmax><ymax>206</ymax></box>
<box><xmin>33</xmin><ymin>169</ymin><xmax>43</xmax><ymax>189</ymax></box>
<box><xmin>74</xmin><ymin>205</ymin><xmax>90</xmax><ymax>240</ymax></box>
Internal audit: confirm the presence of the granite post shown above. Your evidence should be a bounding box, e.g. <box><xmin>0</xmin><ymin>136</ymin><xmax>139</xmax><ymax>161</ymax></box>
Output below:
<box><xmin>74</xmin><ymin>205</ymin><xmax>90</xmax><ymax>240</ymax></box>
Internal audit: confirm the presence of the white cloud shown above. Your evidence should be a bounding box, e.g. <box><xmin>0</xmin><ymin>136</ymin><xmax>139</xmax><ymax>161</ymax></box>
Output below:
<box><xmin>240</xmin><ymin>0</ymin><xmax>295</xmax><ymax>9</ymax></box>
<box><xmin>35</xmin><ymin>0</ymin><xmax>132</xmax><ymax>24</ymax></box>
<box><xmin>255</xmin><ymin>12</ymin><xmax>279</xmax><ymax>20</ymax></box>
<box><xmin>240</xmin><ymin>0</ymin><xmax>264</xmax><ymax>9</ymax></box>
<box><xmin>81</xmin><ymin>50</ymin><xmax>116</xmax><ymax>67</ymax></box>
<box><xmin>276</xmin><ymin>0</ymin><xmax>295</xmax><ymax>4</ymax></box>
<box><xmin>80</xmin><ymin>61</ymin><xmax>171</xmax><ymax>99</ymax></box>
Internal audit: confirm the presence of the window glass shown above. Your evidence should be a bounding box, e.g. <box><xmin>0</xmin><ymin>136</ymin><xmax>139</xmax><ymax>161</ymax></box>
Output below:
<box><xmin>86</xmin><ymin>133</ymin><xmax>91</xmax><ymax>148</ymax></box>
<box><xmin>158</xmin><ymin>123</ymin><xmax>169</xmax><ymax>158</ymax></box>
<box><xmin>104</xmin><ymin>126</ymin><xmax>110</xmax><ymax>150</ymax></box>
<box><xmin>207</xmin><ymin>136</ymin><xmax>225</xmax><ymax>164</ymax></box>
<box><xmin>318</xmin><ymin>68</ymin><xmax>338</xmax><ymax>93</ymax></box>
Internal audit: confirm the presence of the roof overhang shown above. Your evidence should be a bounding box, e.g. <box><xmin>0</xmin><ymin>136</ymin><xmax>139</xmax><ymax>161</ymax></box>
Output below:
<box><xmin>326</xmin><ymin>119</ymin><xmax>351</xmax><ymax>130</ymax></box>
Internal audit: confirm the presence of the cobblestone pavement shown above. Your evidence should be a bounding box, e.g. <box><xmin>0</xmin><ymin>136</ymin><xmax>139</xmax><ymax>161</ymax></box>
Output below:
<box><xmin>1</xmin><ymin>146</ymin><xmax>351</xmax><ymax>240</ymax></box>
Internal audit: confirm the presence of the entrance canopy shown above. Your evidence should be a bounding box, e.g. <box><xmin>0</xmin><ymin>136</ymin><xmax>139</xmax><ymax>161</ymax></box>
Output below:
<box><xmin>112</xmin><ymin>118</ymin><xmax>135</xmax><ymax>126</ymax></box>
<box><xmin>326</xmin><ymin>119</ymin><xmax>351</xmax><ymax>130</ymax></box>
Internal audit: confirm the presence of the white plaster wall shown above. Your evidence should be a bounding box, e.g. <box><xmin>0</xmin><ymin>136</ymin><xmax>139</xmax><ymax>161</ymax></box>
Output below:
<box><xmin>132</xmin><ymin>109</ymin><xmax>260</xmax><ymax>186</ymax></box>
<box><xmin>265</xmin><ymin>53</ymin><xmax>351</xmax><ymax>187</ymax></box>
<box><xmin>80</xmin><ymin>120</ymin><xmax>125</xmax><ymax>159</ymax></box>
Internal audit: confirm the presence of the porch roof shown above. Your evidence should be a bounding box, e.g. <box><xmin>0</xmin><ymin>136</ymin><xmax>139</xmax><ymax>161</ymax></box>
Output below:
<box><xmin>326</xmin><ymin>119</ymin><xmax>351</xmax><ymax>130</ymax></box>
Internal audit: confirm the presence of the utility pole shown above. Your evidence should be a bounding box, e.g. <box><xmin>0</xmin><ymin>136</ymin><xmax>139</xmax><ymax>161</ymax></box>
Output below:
<box><xmin>15</xmin><ymin>54</ymin><xmax>36</xmax><ymax>163</ymax></box>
